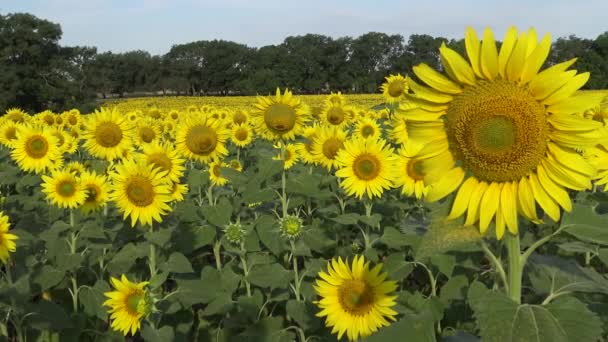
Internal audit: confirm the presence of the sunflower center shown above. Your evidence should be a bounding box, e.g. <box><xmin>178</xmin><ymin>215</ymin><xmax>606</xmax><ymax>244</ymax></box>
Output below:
<box><xmin>44</xmin><ymin>115</ymin><xmax>55</xmax><ymax>125</ymax></box>
<box><xmin>57</xmin><ymin>180</ymin><xmax>76</xmax><ymax>197</ymax></box>
<box><xmin>5</xmin><ymin>127</ymin><xmax>17</xmax><ymax>140</ymax></box>
<box><xmin>68</xmin><ymin>116</ymin><xmax>78</xmax><ymax>125</ymax></box>
<box><xmin>125</xmin><ymin>292</ymin><xmax>145</xmax><ymax>315</ymax></box>
<box><xmin>353</xmin><ymin>154</ymin><xmax>381</xmax><ymax>180</ymax></box>
<box><xmin>235</xmin><ymin>128</ymin><xmax>249</xmax><ymax>141</ymax></box>
<box><xmin>446</xmin><ymin>80</ymin><xmax>547</xmax><ymax>182</ymax></box>
<box><xmin>212</xmin><ymin>164</ymin><xmax>222</xmax><ymax>177</ymax></box>
<box><xmin>186</xmin><ymin>125</ymin><xmax>217</xmax><ymax>155</ymax></box>
<box><xmin>338</xmin><ymin>279</ymin><xmax>374</xmax><ymax>315</ymax></box>
<box><xmin>361</xmin><ymin>125</ymin><xmax>375</xmax><ymax>138</ymax></box>
<box><xmin>126</xmin><ymin>176</ymin><xmax>155</xmax><ymax>207</ymax></box>
<box><xmin>95</xmin><ymin>122</ymin><xmax>123</xmax><ymax>148</ymax></box>
<box><xmin>264</xmin><ymin>104</ymin><xmax>296</xmax><ymax>133</ymax></box>
<box><xmin>326</xmin><ymin>107</ymin><xmax>345</xmax><ymax>125</ymax></box>
<box><xmin>139</xmin><ymin>127</ymin><xmax>156</xmax><ymax>143</ymax></box>
<box><xmin>26</xmin><ymin>136</ymin><xmax>49</xmax><ymax>158</ymax></box>
<box><xmin>406</xmin><ymin>159</ymin><xmax>425</xmax><ymax>181</ymax></box>
<box><xmin>233</xmin><ymin>111</ymin><xmax>247</xmax><ymax>124</ymax></box>
<box><xmin>85</xmin><ymin>185</ymin><xmax>99</xmax><ymax>202</ymax></box>
<box><xmin>147</xmin><ymin>153</ymin><xmax>172</xmax><ymax>173</ymax></box>
<box><xmin>388</xmin><ymin>81</ymin><xmax>405</xmax><ymax>98</ymax></box>
<box><xmin>322</xmin><ymin>138</ymin><xmax>344</xmax><ymax>160</ymax></box>
<box><xmin>52</xmin><ymin>132</ymin><xmax>65</xmax><ymax>147</ymax></box>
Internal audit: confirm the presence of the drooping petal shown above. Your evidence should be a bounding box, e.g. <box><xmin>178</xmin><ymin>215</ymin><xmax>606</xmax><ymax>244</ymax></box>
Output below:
<box><xmin>520</xmin><ymin>33</ymin><xmax>551</xmax><ymax>85</ymax></box>
<box><xmin>465</xmin><ymin>27</ymin><xmax>483</xmax><ymax>78</ymax></box>
<box><xmin>412</xmin><ymin>63</ymin><xmax>463</xmax><ymax>95</ymax></box>
<box><xmin>439</xmin><ymin>43</ymin><xmax>476</xmax><ymax>86</ymax></box>
<box><xmin>498</xmin><ymin>26</ymin><xmax>518</xmax><ymax>78</ymax></box>
<box><xmin>480</xmin><ymin>28</ymin><xmax>499</xmax><ymax>80</ymax></box>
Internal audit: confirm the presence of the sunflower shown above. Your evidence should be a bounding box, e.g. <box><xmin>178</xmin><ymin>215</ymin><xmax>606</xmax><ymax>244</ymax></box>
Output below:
<box><xmin>394</xmin><ymin>144</ymin><xmax>431</xmax><ymax>199</ymax></box>
<box><xmin>175</xmin><ymin>116</ymin><xmax>229</xmax><ymax>163</ymax></box>
<box><xmin>311</xmin><ymin>126</ymin><xmax>348</xmax><ymax>171</ymax></box>
<box><xmin>325</xmin><ymin>91</ymin><xmax>346</xmax><ymax>107</ymax></box>
<box><xmin>41</xmin><ymin>169</ymin><xmax>88</xmax><ymax>209</ymax></box>
<box><xmin>110</xmin><ymin>160</ymin><xmax>172</xmax><ymax>227</ymax></box>
<box><xmin>353</xmin><ymin>117</ymin><xmax>382</xmax><ymax>140</ymax></box>
<box><xmin>320</xmin><ymin>103</ymin><xmax>353</xmax><ymax>129</ymax></box>
<box><xmin>36</xmin><ymin>110</ymin><xmax>56</xmax><ymax>127</ymax></box>
<box><xmin>103</xmin><ymin>274</ymin><xmax>153</xmax><ymax>336</ymax></box>
<box><xmin>134</xmin><ymin>117</ymin><xmax>161</xmax><ymax>147</ymax></box>
<box><xmin>252</xmin><ymin>88</ymin><xmax>311</xmax><ymax>141</ymax></box>
<box><xmin>65</xmin><ymin>161</ymin><xmax>87</xmax><ymax>175</ymax></box>
<box><xmin>231</xmin><ymin>109</ymin><xmax>249</xmax><ymax>126</ymax></box>
<box><xmin>297</xmin><ymin>124</ymin><xmax>319</xmax><ymax>165</ymax></box>
<box><xmin>273</xmin><ymin>143</ymin><xmax>299</xmax><ymax>170</ymax></box>
<box><xmin>140</xmin><ymin>142</ymin><xmax>185</xmax><ymax>183</ymax></box>
<box><xmin>4</xmin><ymin>108</ymin><xmax>27</xmax><ymax>123</ymax></box>
<box><xmin>126</xmin><ymin>111</ymin><xmax>141</xmax><ymax>123</ymax></box>
<box><xmin>82</xmin><ymin>107</ymin><xmax>133</xmax><ymax>161</ymax></box>
<box><xmin>11</xmin><ymin>125</ymin><xmax>61</xmax><ymax>174</ymax></box>
<box><xmin>0</xmin><ymin>120</ymin><xmax>22</xmax><ymax>148</ymax></box>
<box><xmin>169</xmin><ymin>182</ymin><xmax>189</xmax><ymax>202</ymax></box>
<box><xmin>387</xmin><ymin>114</ymin><xmax>409</xmax><ymax>146</ymax></box>
<box><xmin>404</xmin><ymin>27</ymin><xmax>606</xmax><ymax>239</ymax></box>
<box><xmin>63</xmin><ymin>109</ymin><xmax>81</xmax><ymax>128</ymax></box>
<box><xmin>314</xmin><ymin>255</ymin><xmax>398</xmax><ymax>341</ymax></box>
<box><xmin>0</xmin><ymin>212</ymin><xmax>18</xmax><ymax>264</ymax></box>
<box><xmin>231</xmin><ymin>123</ymin><xmax>254</xmax><ymax>147</ymax></box>
<box><xmin>380</xmin><ymin>74</ymin><xmax>409</xmax><ymax>104</ymax></box>
<box><xmin>209</xmin><ymin>161</ymin><xmax>229</xmax><ymax>186</ymax></box>
<box><xmin>228</xmin><ymin>159</ymin><xmax>243</xmax><ymax>172</ymax></box>
<box><xmin>335</xmin><ymin>137</ymin><xmax>396</xmax><ymax>199</ymax></box>
<box><xmin>584</xmin><ymin>145</ymin><xmax>608</xmax><ymax>188</ymax></box>
<box><xmin>167</xmin><ymin>110</ymin><xmax>180</xmax><ymax>122</ymax></box>
<box><xmin>80</xmin><ymin>171</ymin><xmax>109</xmax><ymax>214</ymax></box>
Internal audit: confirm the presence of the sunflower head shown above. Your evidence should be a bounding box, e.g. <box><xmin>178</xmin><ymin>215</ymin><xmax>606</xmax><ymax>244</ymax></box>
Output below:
<box><xmin>381</xmin><ymin>74</ymin><xmax>409</xmax><ymax>104</ymax></box>
<box><xmin>0</xmin><ymin>212</ymin><xmax>18</xmax><ymax>264</ymax></box>
<box><xmin>252</xmin><ymin>88</ymin><xmax>311</xmax><ymax>141</ymax></box>
<box><xmin>80</xmin><ymin>171</ymin><xmax>109</xmax><ymax>214</ymax></box>
<box><xmin>224</xmin><ymin>222</ymin><xmax>247</xmax><ymax>245</ymax></box>
<box><xmin>176</xmin><ymin>116</ymin><xmax>229</xmax><ymax>163</ymax></box>
<box><xmin>103</xmin><ymin>275</ymin><xmax>154</xmax><ymax>336</ymax></box>
<box><xmin>5</xmin><ymin>108</ymin><xmax>28</xmax><ymax>123</ymax></box>
<box><xmin>209</xmin><ymin>161</ymin><xmax>229</xmax><ymax>186</ymax></box>
<box><xmin>279</xmin><ymin>214</ymin><xmax>304</xmax><ymax>239</ymax></box>
<box><xmin>41</xmin><ymin>169</ymin><xmax>87</xmax><ymax>209</ymax></box>
<box><xmin>82</xmin><ymin>107</ymin><xmax>133</xmax><ymax>161</ymax></box>
<box><xmin>11</xmin><ymin>125</ymin><xmax>61</xmax><ymax>174</ymax></box>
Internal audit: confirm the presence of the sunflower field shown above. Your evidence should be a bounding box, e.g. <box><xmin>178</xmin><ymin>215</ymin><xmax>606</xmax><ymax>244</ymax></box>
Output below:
<box><xmin>1</xmin><ymin>26</ymin><xmax>608</xmax><ymax>342</ymax></box>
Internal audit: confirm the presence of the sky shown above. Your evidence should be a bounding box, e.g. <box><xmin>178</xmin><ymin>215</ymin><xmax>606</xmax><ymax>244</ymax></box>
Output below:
<box><xmin>2</xmin><ymin>0</ymin><xmax>607</xmax><ymax>55</ymax></box>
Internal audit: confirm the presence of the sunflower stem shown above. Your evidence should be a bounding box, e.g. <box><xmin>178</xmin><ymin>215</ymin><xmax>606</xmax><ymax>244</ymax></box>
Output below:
<box><xmin>5</xmin><ymin>257</ymin><xmax>13</xmax><ymax>285</ymax></box>
<box><xmin>239</xmin><ymin>243</ymin><xmax>252</xmax><ymax>297</ymax></box>
<box><xmin>236</xmin><ymin>148</ymin><xmax>241</xmax><ymax>162</ymax></box>
<box><xmin>480</xmin><ymin>241</ymin><xmax>508</xmax><ymax>292</ymax></box>
<box><xmin>68</xmin><ymin>210</ymin><xmax>79</xmax><ymax>312</ymax></box>
<box><xmin>213</xmin><ymin>240</ymin><xmax>222</xmax><ymax>272</ymax></box>
<box><xmin>280</xmin><ymin>142</ymin><xmax>288</xmax><ymax>218</ymax></box>
<box><xmin>206</xmin><ymin>184</ymin><xmax>214</xmax><ymax>206</ymax></box>
<box><xmin>290</xmin><ymin>240</ymin><xmax>301</xmax><ymax>302</ymax></box>
<box><xmin>505</xmin><ymin>232</ymin><xmax>522</xmax><ymax>304</ymax></box>
<box><xmin>364</xmin><ymin>200</ymin><xmax>373</xmax><ymax>218</ymax></box>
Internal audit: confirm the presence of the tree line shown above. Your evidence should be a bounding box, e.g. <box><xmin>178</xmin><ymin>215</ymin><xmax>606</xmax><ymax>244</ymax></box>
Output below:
<box><xmin>1</xmin><ymin>12</ymin><xmax>607</xmax><ymax>113</ymax></box>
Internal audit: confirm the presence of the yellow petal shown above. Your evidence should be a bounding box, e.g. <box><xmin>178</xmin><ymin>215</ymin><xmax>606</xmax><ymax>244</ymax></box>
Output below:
<box><xmin>526</xmin><ymin>28</ymin><xmax>538</xmax><ymax>57</ymax></box>
<box><xmin>517</xmin><ymin>177</ymin><xmax>539</xmax><ymax>222</ymax></box>
<box><xmin>505</xmin><ymin>32</ymin><xmax>528</xmax><ymax>82</ymax></box>
<box><xmin>465</xmin><ymin>181</ymin><xmax>489</xmax><ymax>226</ymax></box>
<box><xmin>529</xmin><ymin>64</ymin><xmax>577</xmax><ymax>100</ymax></box>
<box><xmin>542</xmin><ymin>157</ymin><xmax>591</xmax><ymax>190</ymax></box>
<box><xmin>479</xmin><ymin>182</ymin><xmax>502</xmax><ymax>234</ymax></box>
<box><xmin>547</xmin><ymin>142</ymin><xmax>596</xmax><ymax>176</ymax></box>
<box><xmin>480</xmin><ymin>28</ymin><xmax>499</xmax><ymax>80</ymax></box>
<box><xmin>546</xmin><ymin>92</ymin><xmax>606</xmax><ymax>114</ymax></box>
<box><xmin>465</xmin><ymin>27</ymin><xmax>483</xmax><ymax>78</ymax></box>
<box><xmin>425</xmin><ymin>167</ymin><xmax>465</xmax><ymax>202</ymax></box>
<box><xmin>500</xmin><ymin>182</ymin><xmax>519</xmax><ymax>235</ymax></box>
<box><xmin>412</xmin><ymin>63</ymin><xmax>462</xmax><ymax>95</ymax></box>
<box><xmin>495</xmin><ymin>207</ymin><xmax>506</xmax><ymax>240</ymax></box>
<box><xmin>520</xmin><ymin>33</ymin><xmax>551</xmax><ymax>85</ymax></box>
<box><xmin>448</xmin><ymin>177</ymin><xmax>478</xmax><ymax>220</ymax></box>
<box><xmin>406</xmin><ymin>120</ymin><xmax>447</xmax><ymax>145</ymax></box>
<box><xmin>439</xmin><ymin>43</ymin><xmax>476</xmax><ymax>86</ymax></box>
<box><xmin>543</xmin><ymin>72</ymin><xmax>590</xmax><ymax>105</ymax></box>
<box><xmin>407</xmin><ymin>77</ymin><xmax>454</xmax><ymax>104</ymax></box>
<box><xmin>529</xmin><ymin>173</ymin><xmax>561</xmax><ymax>222</ymax></box>
<box><xmin>537</xmin><ymin>164</ymin><xmax>572</xmax><ymax>212</ymax></box>
<box><xmin>498</xmin><ymin>26</ymin><xmax>518</xmax><ymax>78</ymax></box>
<box><xmin>548</xmin><ymin>112</ymin><xmax>603</xmax><ymax>131</ymax></box>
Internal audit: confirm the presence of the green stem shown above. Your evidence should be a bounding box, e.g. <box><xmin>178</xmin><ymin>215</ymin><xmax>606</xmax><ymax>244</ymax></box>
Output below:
<box><xmin>69</xmin><ymin>210</ymin><xmax>79</xmax><ymax>313</ymax></box>
<box><xmin>290</xmin><ymin>240</ymin><xmax>301</xmax><ymax>301</ymax></box>
<box><xmin>149</xmin><ymin>243</ymin><xmax>157</xmax><ymax>278</ymax></box>
<box><xmin>505</xmin><ymin>232</ymin><xmax>522</xmax><ymax>304</ymax></box>
<box><xmin>207</xmin><ymin>184</ymin><xmax>214</xmax><ymax>206</ymax></box>
<box><xmin>240</xmin><ymin>243</ymin><xmax>251</xmax><ymax>297</ymax></box>
<box><xmin>237</xmin><ymin>148</ymin><xmax>241</xmax><ymax>162</ymax></box>
<box><xmin>364</xmin><ymin>200</ymin><xmax>373</xmax><ymax>217</ymax></box>
<box><xmin>5</xmin><ymin>258</ymin><xmax>13</xmax><ymax>285</ymax></box>
<box><xmin>480</xmin><ymin>241</ymin><xmax>508</xmax><ymax>292</ymax></box>
<box><xmin>213</xmin><ymin>241</ymin><xmax>222</xmax><ymax>272</ymax></box>
<box><xmin>280</xmin><ymin>142</ymin><xmax>288</xmax><ymax>218</ymax></box>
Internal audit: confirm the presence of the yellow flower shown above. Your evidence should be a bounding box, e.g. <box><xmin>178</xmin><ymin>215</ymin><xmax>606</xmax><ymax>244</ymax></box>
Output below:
<box><xmin>4</xmin><ymin>108</ymin><xmax>28</xmax><ymax>123</ymax></box>
<box><xmin>404</xmin><ymin>26</ymin><xmax>606</xmax><ymax>239</ymax></box>
<box><xmin>325</xmin><ymin>91</ymin><xmax>346</xmax><ymax>107</ymax></box>
<box><xmin>0</xmin><ymin>212</ymin><xmax>18</xmax><ymax>264</ymax></box>
<box><xmin>387</xmin><ymin>114</ymin><xmax>408</xmax><ymax>146</ymax></box>
<box><xmin>584</xmin><ymin>145</ymin><xmax>608</xmax><ymax>188</ymax></box>
<box><xmin>65</xmin><ymin>161</ymin><xmax>87</xmax><ymax>175</ymax></box>
<box><xmin>134</xmin><ymin>117</ymin><xmax>161</xmax><ymax>147</ymax></box>
<box><xmin>140</xmin><ymin>142</ymin><xmax>186</xmax><ymax>183</ymax></box>
<box><xmin>297</xmin><ymin>124</ymin><xmax>319</xmax><ymax>165</ymax></box>
<box><xmin>82</xmin><ymin>107</ymin><xmax>134</xmax><ymax>161</ymax></box>
<box><xmin>320</xmin><ymin>103</ymin><xmax>353</xmax><ymax>129</ymax></box>
<box><xmin>335</xmin><ymin>137</ymin><xmax>396</xmax><ymax>199</ymax></box>
<box><xmin>251</xmin><ymin>88</ymin><xmax>311</xmax><ymax>141</ymax></box>
<box><xmin>103</xmin><ymin>275</ymin><xmax>152</xmax><ymax>336</ymax></box>
<box><xmin>209</xmin><ymin>161</ymin><xmax>229</xmax><ymax>186</ymax></box>
<box><xmin>230</xmin><ymin>123</ymin><xmax>254</xmax><ymax>147</ymax></box>
<box><xmin>110</xmin><ymin>160</ymin><xmax>172</xmax><ymax>227</ymax></box>
<box><xmin>169</xmin><ymin>182</ymin><xmax>189</xmax><ymax>202</ymax></box>
<box><xmin>314</xmin><ymin>255</ymin><xmax>398</xmax><ymax>341</ymax></box>
<box><xmin>175</xmin><ymin>115</ymin><xmax>229</xmax><ymax>163</ymax></box>
<box><xmin>11</xmin><ymin>125</ymin><xmax>61</xmax><ymax>174</ymax></box>
<box><xmin>311</xmin><ymin>125</ymin><xmax>347</xmax><ymax>171</ymax></box>
<box><xmin>394</xmin><ymin>144</ymin><xmax>431</xmax><ymax>199</ymax></box>
<box><xmin>353</xmin><ymin>117</ymin><xmax>382</xmax><ymax>140</ymax></box>
<box><xmin>41</xmin><ymin>169</ymin><xmax>87</xmax><ymax>209</ymax></box>
<box><xmin>79</xmin><ymin>171</ymin><xmax>109</xmax><ymax>214</ymax></box>
<box><xmin>0</xmin><ymin>120</ymin><xmax>22</xmax><ymax>148</ymax></box>
<box><xmin>273</xmin><ymin>143</ymin><xmax>299</xmax><ymax>170</ymax></box>
<box><xmin>380</xmin><ymin>74</ymin><xmax>409</xmax><ymax>104</ymax></box>
<box><xmin>231</xmin><ymin>109</ymin><xmax>249</xmax><ymax>126</ymax></box>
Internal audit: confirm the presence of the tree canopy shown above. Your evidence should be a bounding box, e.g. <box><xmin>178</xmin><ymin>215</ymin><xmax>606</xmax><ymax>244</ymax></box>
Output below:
<box><xmin>1</xmin><ymin>12</ymin><xmax>607</xmax><ymax>113</ymax></box>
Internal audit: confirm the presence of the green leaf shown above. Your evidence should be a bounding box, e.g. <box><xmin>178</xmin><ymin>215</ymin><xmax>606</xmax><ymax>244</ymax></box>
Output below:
<box><xmin>415</xmin><ymin>221</ymin><xmax>482</xmax><ymax>260</ymax></box>
<box><xmin>163</xmin><ymin>252</ymin><xmax>194</xmax><ymax>273</ymax></box>
<box><xmin>248</xmin><ymin>263</ymin><xmax>291</xmax><ymax>289</ymax></box>
<box><xmin>31</xmin><ymin>265</ymin><xmax>64</xmax><ymax>291</ymax></box>
<box><xmin>255</xmin><ymin>215</ymin><xmax>285</xmax><ymax>256</ymax></box>
<box><xmin>528</xmin><ymin>254</ymin><xmax>608</xmax><ymax>295</ymax></box>
<box><xmin>141</xmin><ymin>325</ymin><xmax>175</xmax><ymax>342</ymax></box>
<box><xmin>172</xmin><ymin>225</ymin><xmax>216</xmax><ymax>254</ymax></box>
<box><xmin>365</xmin><ymin>311</ymin><xmax>436</xmax><ymax>342</ymax></box>
<box><xmin>201</xmin><ymin>197</ymin><xmax>232</xmax><ymax>227</ymax></box>
<box><xmin>176</xmin><ymin>266</ymin><xmax>240</xmax><ymax>306</ymax></box>
<box><xmin>56</xmin><ymin>254</ymin><xmax>84</xmax><ymax>272</ymax></box>
<box><xmin>106</xmin><ymin>243</ymin><xmax>139</xmax><ymax>274</ymax></box>
<box><xmin>430</xmin><ymin>254</ymin><xmax>456</xmax><ymax>278</ymax></box>
<box><xmin>301</xmin><ymin>227</ymin><xmax>335</xmax><ymax>253</ymax></box>
<box><xmin>562</xmin><ymin>203</ymin><xmax>608</xmax><ymax>245</ymax></box>
<box><xmin>173</xmin><ymin>201</ymin><xmax>202</xmax><ymax>222</ymax></box>
<box><xmin>149</xmin><ymin>271</ymin><xmax>169</xmax><ymax>289</ymax></box>
<box><xmin>331</xmin><ymin>213</ymin><xmax>361</xmax><ymax>225</ymax></box>
<box><xmin>144</xmin><ymin>227</ymin><xmax>173</xmax><ymax>247</ymax></box>
<box><xmin>201</xmin><ymin>294</ymin><xmax>233</xmax><ymax>316</ymax></box>
<box><xmin>440</xmin><ymin>274</ymin><xmax>469</xmax><ymax>303</ymax></box>
<box><xmin>239</xmin><ymin>317</ymin><xmax>293</xmax><ymax>341</ymax></box>
<box><xmin>26</xmin><ymin>301</ymin><xmax>72</xmax><ymax>331</ymax></box>
<box><xmin>79</xmin><ymin>282</ymin><xmax>108</xmax><ymax>320</ymax></box>
<box><xmin>545</xmin><ymin>297</ymin><xmax>603</xmax><ymax>342</ymax></box>
<box><xmin>379</xmin><ymin>226</ymin><xmax>415</xmax><ymax>249</ymax></box>
<box><xmin>382</xmin><ymin>253</ymin><xmax>413</xmax><ymax>280</ymax></box>
<box><xmin>286</xmin><ymin>300</ymin><xmax>321</xmax><ymax>330</ymax></box>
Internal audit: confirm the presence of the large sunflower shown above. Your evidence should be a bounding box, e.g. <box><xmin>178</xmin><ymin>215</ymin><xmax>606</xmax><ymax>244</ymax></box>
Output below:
<box><xmin>110</xmin><ymin>160</ymin><xmax>172</xmax><ymax>227</ymax></box>
<box><xmin>103</xmin><ymin>274</ymin><xmax>152</xmax><ymax>336</ymax></box>
<box><xmin>380</xmin><ymin>74</ymin><xmax>409</xmax><ymax>104</ymax></box>
<box><xmin>175</xmin><ymin>115</ymin><xmax>229</xmax><ymax>163</ymax></box>
<box><xmin>82</xmin><ymin>107</ymin><xmax>133</xmax><ymax>161</ymax></box>
<box><xmin>79</xmin><ymin>171</ymin><xmax>109</xmax><ymax>214</ymax></box>
<box><xmin>403</xmin><ymin>27</ymin><xmax>606</xmax><ymax>239</ymax></box>
<box><xmin>230</xmin><ymin>123</ymin><xmax>254</xmax><ymax>147</ymax></box>
<box><xmin>251</xmin><ymin>88</ymin><xmax>311</xmax><ymax>141</ymax></box>
<box><xmin>41</xmin><ymin>169</ymin><xmax>88</xmax><ymax>208</ymax></box>
<box><xmin>134</xmin><ymin>117</ymin><xmax>161</xmax><ymax>147</ymax></box>
<box><xmin>314</xmin><ymin>255</ymin><xmax>398</xmax><ymax>341</ymax></box>
<box><xmin>353</xmin><ymin>117</ymin><xmax>382</xmax><ymax>140</ymax></box>
<box><xmin>0</xmin><ymin>212</ymin><xmax>18</xmax><ymax>264</ymax></box>
<box><xmin>11</xmin><ymin>125</ymin><xmax>61</xmax><ymax>174</ymax></box>
<box><xmin>0</xmin><ymin>120</ymin><xmax>22</xmax><ymax>148</ymax></box>
<box><xmin>335</xmin><ymin>137</ymin><xmax>397</xmax><ymax>199</ymax></box>
<box><xmin>140</xmin><ymin>142</ymin><xmax>186</xmax><ymax>183</ymax></box>
<box><xmin>311</xmin><ymin>125</ymin><xmax>347</xmax><ymax>171</ymax></box>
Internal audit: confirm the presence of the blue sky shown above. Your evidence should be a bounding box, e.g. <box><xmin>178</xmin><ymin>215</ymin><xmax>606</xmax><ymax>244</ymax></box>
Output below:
<box><xmin>2</xmin><ymin>0</ymin><xmax>607</xmax><ymax>55</ymax></box>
